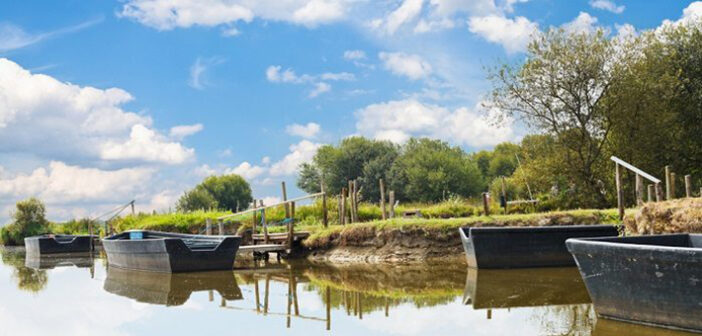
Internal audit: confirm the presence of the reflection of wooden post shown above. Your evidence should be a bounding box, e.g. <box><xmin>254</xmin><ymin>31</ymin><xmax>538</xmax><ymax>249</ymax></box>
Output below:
<box><xmin>326</xmin><ymin>287</ymin><xmax>331</xmax><ymax>331</ymax></box>
<box><xmin>388</xmin><ymin>191</ymin><xmax>395</xmax><ymax>218</ymax></box>
<box><xmin>358</xmin><ymin>292</ymin><xmax>362</xmax><ymax>320</ymax></box>
<box><xmin>89</xmin><ymin>220</ymin><xmax>94</xmax><ymax>252</ymax></box>
<box><xmin>665</xmin><ymin>166</ymin><xmax>672</xmax><ymax>200</ymax></box>
<box><xmin>206</xmin><ymin>218</ymin><xmax>213</xmax><ymax>235</ymax></box>
<box><xmin>292</xmin><ymin>273</ymin><xmax>299</xmax><ymax>316</ymax></box>
<box><xmin>635</xmin><ymin>174</ymin><xmax>643</xmax><ymax>206</ymax></box>
<box><xmin>221</xmin><ymin>297</ymin><xmax>226</xmax><ymax>307</ymax></box>
<box><xmin>384</xmin><ymin>298</ymin><xmax>389</xmax><ymax>317</ymax></box>
<box><xmin>379</xmin><ymin>179</ymin><xmax>387</xmax><ymax>220</ymax></box>
<box><xmin>287</xmin><ymin>280</ymin><xmax>292</xmax><ymax>328</ymax></box>
<box><xmin>685</xmin><ymin>175</ymin><xmax>692</xmax><ymax>198</ymax></box>
<box><xmin>254</xmin><ymin>279</ymin><xmax>261</xmax><ymax>312</ymax></box>
<box><xmin>264</xmin><ymin>274</ymin><xmax>270</xmax><ymax>315</ymax></box>
<box><xmin>487</xmin><ymin>309</ymin><xmax>492</xmax><ymax>319</ymax></box>
<box><xmin>647</xmin><ymin>185</ymin><xmax>654</xmax><ymax>203</ymax></box>
<box><xmin>209</xmin><ymin>290</ymin><xmax>213</xmax><ymax>302</ymax></box>
<box><xmin>615</xmin><ymin>164</ymin><xmax>624</xmax><ymax>220</ymax></box>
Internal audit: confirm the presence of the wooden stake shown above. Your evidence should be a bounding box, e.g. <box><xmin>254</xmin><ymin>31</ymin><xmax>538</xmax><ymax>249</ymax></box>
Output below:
<box><xmin>340</xmin><ymin>189</ymin><xmax>346</xmax><ymax>225</ymax></box>
<box><xmin>353</xmin><ymin>180</ymin><xmax>359</xmax><ymax>222</ymax></box>
<box><xmin>615</xmin><ymin>164</ymin><xmax>624</xmax><ymax>220</ymax></box>
<box><xmin>500</xmin><ymin>177</ymin><xmax>508</xmax><ymax>214</ymax></box>
<box><xmin>218</xmin><ymin>219</ymin><xmax>224</xmax><ymax>235</ymax></box>
<box><xmin>647</xmin><ymin>185</ymin><xmax>654</xmax><ymax>203</ymax></box>
<box><xmin>656</xmin><ymin>182</ymin><xmax>663</xmax><ymax>202</ymax></box>
<box><xmin>482</xmin><ymin>192</ymin><xmax>490</xmax><ymax>216</ymax></box>
<box><xmin>348</xmin><ymin>181</ymin><xmax>354</xmax><ymax>223</ymax></box>
<box><xmin>388</xmin><ymin>191</ymin><xmax>395</xmax><ymax>218</ymax></box>
<box><xmin>206</xmin><ymin>218</ymin><xmax>213</xmax><ymax>236</ymax></box>
<box><xmin>685</xmin><ymin>175</ymin><xmax>692</xmax><ymax>198</ymax></box>
<box><xmin>665</xmin><ymin>165</ymin><xmax>672</xmax><ymax>200</ymax></box>
<box><xmin>252</xmin><ymin>199</ymin><xmax>257</xmax><ymax>236</ymax></box>
<box><xmin>282</xmin><ymin>181</ymin><xmax>290</xmax><ymax>218</ymax></box>
<box><xmin>260</xmin><ymin>200</ymin><xmax>269</xmax><ymax>244</ymax></box>
<box><xmin>321</xmin><ymin>182</ymin><xmax>328</xmax><ymax>228</ymax></box>
<box><xmin>379</xmin><ymin>179</ymin><xmax>387</xmax><ymax>220</ymax></box>
<box><xmin>671</xmin><ymin>172</ymin><xmax>676</xmax><ymax>199</ymax></box>
<box><xmin>635</xmin><ymin>174</ymin><xmax>643</xmax><ymax>206</ymax></box>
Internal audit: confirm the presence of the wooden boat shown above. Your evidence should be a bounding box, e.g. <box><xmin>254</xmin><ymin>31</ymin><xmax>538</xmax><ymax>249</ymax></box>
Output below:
<box><xmin>104</xmin><ymin>267</ymin><xmax>242</xmax><ymax>306</ymax></box>
<box><xmin>463</xmin><ymin>267</ymin><xmax>590</xmax><ymax>309</ymax></box>
<box><xmin>459</xmin><ymin>225</ymin><xmax>619</xmax><ymax>268</ymax></box>
<box><xmin>24</xmin><ymin>235</ymin><xmax>93</xmax><ymax>256</ymax></box>
<box><xmin>567</xmin><ymin>234</ymin><xmax>702</xmax><ymax>333</ymax></box>
<box><xmin>103</xmin><ymin>230</ymin><xmax>241</xmax><ymax>273</ymax></box>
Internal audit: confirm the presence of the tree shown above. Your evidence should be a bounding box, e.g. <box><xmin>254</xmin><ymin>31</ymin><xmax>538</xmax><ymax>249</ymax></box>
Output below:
<box><xmin>176</xmin><ymin>174</ymin><xmax>252</xmax><ymax>212</ymax></box>
<box><xmin>0</xmin><ymin>198</ymin><xmax>50</xmax><ymax>245</ymax></box>
<box><xmin>389</xmin><ymin>138</ymin><xmax>484</xmax><ymax>202</ymax></box>
<box><xmin>489</xmin><ymin>28</ymin><xmax>625</xmax><ymax>208</ymax></box>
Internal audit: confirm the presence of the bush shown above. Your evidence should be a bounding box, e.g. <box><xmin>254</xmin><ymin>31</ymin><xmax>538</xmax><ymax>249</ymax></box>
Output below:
<box><xmin>1</xmin><ymin>198</ymin><xmax>51</xmax><ymax>245</ymax></box>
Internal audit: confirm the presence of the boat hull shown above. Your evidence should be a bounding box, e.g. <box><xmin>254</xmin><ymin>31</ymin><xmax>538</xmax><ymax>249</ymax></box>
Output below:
<box><xmin>24</xmin><ymin>235</ymin><xmax>93</xmax><ymax>256</ymax></box>
<box><xmin>459</xmin><ymin>225</ymin><xmax>619</xmax><ymax>268</ymax></box>
<box><xmin>567</xmin><ymin>234</ymin><xmax>702</xmax><ymax>333</ymax></box>
<box><xmin>103</xmin><ymin>231</ymin><xmax>241</xmax><ymax>273</ymax></box>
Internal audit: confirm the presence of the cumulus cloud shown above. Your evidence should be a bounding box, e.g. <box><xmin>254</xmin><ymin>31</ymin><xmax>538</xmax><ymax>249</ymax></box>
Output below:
<box><xmin>226</xmin><ymin>161</ymin><xmax>266</xmax><ymax>179</ymax></box>
<box><xmin>286</xmin><ymin>122</ymin><xmax>321</xmax><ymax>139</ymax></box>
<box><xmin>562</xmin><ymin>12</ymin><xmax>599</xmax><ymax>35</ymax></box>
<box><xmin>119</xmin><ymin>0</ymin><xmax>349</xmax><ymax>30</ymax></box>
<box><xmin>659</xmin><ymin>2</ymin><xmax>702</xmax><ymax>31</ymax></box>
<box><xmin>378</xmin><ymin>52</ymin><xmax>432</xmax><ymax>80</ymax></box>
<box><xmin>589</xmin><ymin>0</ymin><xmax>624</xmax><ymax>14</ymax></box>
<box><xmin>375</xmin><ymin>0</ymin><xmax>424</xmax><ymax>35</ymax></box>
<box><xmin>0</xmin><ymin>161</ymin><xmax>153</xmax><ymax>204</ymax></box>
<box><xmin>269</xmin><ymin>140</ymin><xmax>321</xmax><ymax>176</ymax></box>
<box><xmin>188</xmin><ymin>56</ymin><xmax>225</xmax><ymax>90</ymax></box>
<box><xmin>468</xmin><ymin>15</ymin><xmax>538</xmax><ymax>53</ymax></box>
<box><xmin>355</xmin><ymin>99</ymin><xmax>516</xmax><ymax>148</ymax></box>
<box><xmin>0</xmin><ymin>58</ymin><xmax>195</xmax><ymax>165</ymax></box>
<box><xmin>308</xmin><ymin>82</ymin><xmax>331</xmax><ymax>97</ymax></box>
<box><xmin>169</xmin><ymin>123</ymin><xmax>203</xmax><ymax>139</ymax></box>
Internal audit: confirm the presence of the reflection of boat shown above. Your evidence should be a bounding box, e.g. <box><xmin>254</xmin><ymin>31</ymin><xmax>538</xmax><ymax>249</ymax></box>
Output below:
<box><xmin>463</xmin><ymin>267</ymin><xmax>591</xmax><ymax>309</ymax></box>
<box><xmin>593</xmin><ymin>318</ymin><xmax>700</xmax><ymax>336</ymax></box>
<box><xmin>459</xmin><ymin>225</ymin><xmax>618</xmax><ymax>268</ymax></box>
<box><xmin>25</xmin><ymin>255</ymin><xmax>94</xmax><ymax>270</ymax></box>
<box><xmin>25</xmin><ymin>235</ymin><xmax>93</xmax><ymax>255</ymax></box>
<box><xmin>567</xmin><ymin>234</ymin><xmax>702</xmax><ymax>332</ymax></box>
<box><xmin>103</xmin><ymin>230</ymin><xmax>241</xmax><ymax>272</ymax></box>
<box><xmin>104</xmin><ymin>267</ymin><xmax>243</xmax><ymax>306</ymax></box>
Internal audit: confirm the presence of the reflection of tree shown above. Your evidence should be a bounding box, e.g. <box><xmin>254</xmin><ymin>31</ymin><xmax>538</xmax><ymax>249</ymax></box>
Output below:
<box><xmin>1</xmin><ymin>248</ymin><xmax>48</xmax><ymax>293</ymax></box>
<box><xmin>532</xmin><ymin>304</ymin><xmax>595</xmax><ymax>336</ymax></box>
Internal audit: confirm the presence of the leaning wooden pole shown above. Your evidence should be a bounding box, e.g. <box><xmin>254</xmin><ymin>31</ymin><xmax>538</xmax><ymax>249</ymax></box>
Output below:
<box><xmin>379</xmin><ymin>179</ymin><xmax>387</xmax><ymax>220</ymax></box>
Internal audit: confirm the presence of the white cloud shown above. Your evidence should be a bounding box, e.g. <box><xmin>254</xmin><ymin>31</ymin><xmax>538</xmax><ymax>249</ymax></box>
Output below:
<box><xmin>0</xmin><ymin>58</ymin><xmax>194</xmax><ymax>165</ymax></box>
<box><xmin>119</xmin><ymin>0</ymin><xmax>349</xmax><ymax>31</ymax></box>
<box><xmin>589</xmin><ymin>0</ymin><xmax>624</xmax><ymax>14</ymax></box>
<box><xmin>269</xmin><ymin>140</ymin><xmax>321</xmax><ymax>176</ymax></box>
<box><xmin>100</xmin><ymin>125</ymin><xmax>195</xmax><ymax>164</ymax></box>
<box><xmin>0</xmin><ymin>18</ymin><xmax>102</xmax><ymax>52</ymax></box>
<box><xmin>194</xmin><ymin>164</ymin><xmax>218</xmax><ymax>177</ymax></box>
<box><xmin>226</xmin><ymin>161</ymin><xmax>266</xmax><ymax>179</ymax></box>
<box><xmin>261</xmin><ymin>156</ymin><xmax>271</xmax><ymax>164</ymax></box>
<box><xmin>308</xmin><ymin>82</ymin><xmax>331</xmax><ymax>97</ymax></box>
<box><xmin>659</xmin><ymin>2</ymin><xmax>702</xmax><ymax>31</ymax></box>
<box><xmin>377</xmin><ymin>0</ymin><xmax>424</xmax><ymax>35</ymax></box>
<box><xmin>169</xmin><ymin>123</ymin><xmax>203</xmax><ymax>139</ymax></box>
<box><xmin>285</xmin><ymin>122</ymin><xmax>321</xmax><ymax>139</ymax></box>
<box><xmin>0</xmin><ymin>161</ymin><xmax>153</xmax><ymax>204</ymax></box>
<box><xmin>259</xmin><ymin>196</ymin><xmax>281</xmax><ymax>206</ymax></box>
<box><xmin>355</xmin><ymin>99</ymin><xmax>516</xmax><ymax>148</ymax></box>
<box><xmin>414</xmin><ymin>18</ymin><xmax>455</xmax><ymax>33</ymax></box>
<box><xmin>562</xmin><ymin>12</ymin><xmax>599</xmax><ymax>35</ymax></box>
<box><xmin>468</xmin><ymin>15</ymin><xmax>539</xmax><ymax>53</ymax></box>
<box><xmin>343</xmin><ymin>50</ymin><xmax>366</xmax><ymax>60</ymax></box>
<box><xmin>320</xmin><ymin>72</ymin><xmax>355</xmax><ymax>81</ymax></box>
<box><xmin>188</xmin><ymin>56</ymin><xmax>225</xmax><ymax>90</ymax></box>
<box><xmin>378</xmin><ymin>52</ymin><xmax>432</xmax><ymax>80</ymax></box>
<box><xmin>221</xmin><ymin>26</ymin><xmax>240</xmax><ymax>36</ymax></box>
<box><xmin>428</xmin><ymin>0</ymin><xmax>498</xmax><ymax>17</ymax></box>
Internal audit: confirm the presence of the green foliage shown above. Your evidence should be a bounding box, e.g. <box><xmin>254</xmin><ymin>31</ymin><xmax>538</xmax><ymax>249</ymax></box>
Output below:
<box><xmin>0</xmin><ymin>198</ymin><xmax>50</xmax><ymax>246</ymax></box>
<box><xmin>50</xmin><ymin>218</ymin><xmax>99</xmax><ymax>235</ymax></box>
<box><xmin>176</xmin><ymin>174</ymin><xmax>252</xmax><ymax>212</ymax></box>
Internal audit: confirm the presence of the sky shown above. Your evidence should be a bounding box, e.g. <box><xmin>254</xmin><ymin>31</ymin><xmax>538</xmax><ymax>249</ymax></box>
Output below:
<box><xmin>0</xmin><ymin>0</ymin><xmax>700</xmax><ymax>224</ymax></box>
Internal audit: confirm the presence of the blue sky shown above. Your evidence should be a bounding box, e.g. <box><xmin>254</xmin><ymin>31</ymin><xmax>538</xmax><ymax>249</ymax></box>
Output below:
<box><xmin>0</xmin><ymin>0</ymin><xmax>699</xmax><ymax>223</ymax></box>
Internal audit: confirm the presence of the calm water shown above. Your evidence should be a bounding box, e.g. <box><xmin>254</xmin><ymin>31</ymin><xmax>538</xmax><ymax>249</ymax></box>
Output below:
<box><xmin>0</xmin><ymin>247</ymin><xmax>694</xmax><ymax>336</ymax></box>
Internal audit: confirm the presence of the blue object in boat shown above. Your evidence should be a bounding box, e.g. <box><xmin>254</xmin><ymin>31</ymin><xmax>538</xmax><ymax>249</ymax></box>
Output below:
<box><xmin>129</xmin><ymin>231</ymin><xmax>144</xmax><ymax>240</ymax></box>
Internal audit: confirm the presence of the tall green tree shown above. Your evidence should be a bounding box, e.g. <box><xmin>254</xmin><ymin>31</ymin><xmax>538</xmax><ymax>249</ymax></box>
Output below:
<box><xmin>0</xmin><ymin>198</ymin><xmax>50</xmax><ymax>245</ymax></box>
<box><xmin>176</xmin><ymin>174</ymin><xmax>252</xmax><ymax>212</ymax></box>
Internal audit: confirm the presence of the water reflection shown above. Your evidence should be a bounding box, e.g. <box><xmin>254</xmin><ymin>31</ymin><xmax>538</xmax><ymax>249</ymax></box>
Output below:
<box><xmin>104</xmin><ymin>267</ymin><xmax>243</xmax><ymax>306</ymax></box>
<box><xmin>1</xmin><ymin>247</ymin><xmax>49</xmax><ymax>292</ymax></box>
<box><xmin>25</xmin><ymin>254</ymin><xmax>94</xmax><ymax>270</ymax></box>
<box><xmin>463</xmin><ymin>267</ymin><xmax>591</xmax><ymax>309</ymax></box>
<box><xmin>593</xmin><ymin>318</ymin><xmax>701</xmax><ymax>336</ymax></box>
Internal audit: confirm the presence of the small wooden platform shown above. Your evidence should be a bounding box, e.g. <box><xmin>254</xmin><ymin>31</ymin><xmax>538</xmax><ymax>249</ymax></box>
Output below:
<box><xmin>252</xmin><ymin>231</ymin><xmax>310</xmax><ymax>243</ymax></box>
<box><xmin>239</xmin><ymin>244</ymin><xmax>288</xmax><ymax>253</ymax></box>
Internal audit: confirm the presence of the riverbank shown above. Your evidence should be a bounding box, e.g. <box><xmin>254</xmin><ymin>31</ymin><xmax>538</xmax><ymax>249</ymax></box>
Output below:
<box><xmin>302</xmin><ymin>209</ymin><xmax>621</xmax><ymax>262</ymax></box>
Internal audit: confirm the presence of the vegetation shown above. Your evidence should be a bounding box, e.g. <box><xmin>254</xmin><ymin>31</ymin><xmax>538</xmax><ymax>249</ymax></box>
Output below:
<box><xmin>0</xmin><ymin>198</ymin><xmax>50</xmax><ymax>246</ymax></box>
<box><xmin>176</xmin><ymin>174</ymin><xmax>252</xmax><ymax>212</ymax></box>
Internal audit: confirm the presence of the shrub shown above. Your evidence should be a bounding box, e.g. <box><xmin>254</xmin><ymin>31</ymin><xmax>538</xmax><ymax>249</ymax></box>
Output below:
<box><xmin>0</xmin><ymin>198</ymin><xmax>50</xmax><ymax>246</ymax></box>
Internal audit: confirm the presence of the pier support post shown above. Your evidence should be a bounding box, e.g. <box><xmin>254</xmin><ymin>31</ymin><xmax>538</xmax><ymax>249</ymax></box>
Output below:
<box><xmin>685</xmin><ymin>175</ymin><xmax>692</xmax><ymax>198</ymax></box>
<box><xmin>282</xmin><ymin>181</ymin><xmax>290</xmax><ymax>218</ymax></box>
<box><xmin>260</xmin><ymin>200</ymin><xmax>269</xmax><ymax>244</ymax></box>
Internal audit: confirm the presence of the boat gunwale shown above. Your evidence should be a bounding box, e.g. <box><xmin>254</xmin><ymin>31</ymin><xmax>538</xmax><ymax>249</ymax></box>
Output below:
<box><xmin>462</xmin><ymin>224</ymin><xmax>618</xmax><ymax>237</ymax></box>
<box><xmin>566</xmin><ymin>233</ymin><xmax>702</xmax><ymax>254</ymax></box>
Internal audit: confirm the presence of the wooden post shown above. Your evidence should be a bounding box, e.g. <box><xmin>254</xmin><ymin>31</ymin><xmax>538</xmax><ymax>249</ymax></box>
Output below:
<box><xmin>700</xmin><ymin>187</ymin><xmax>702</xmax><ymax>198</ymax></box>
<box><xmin>218</xmin><ymin>219</ymin><xmax>224</xmax><ymax>235</ymax></box>
<box><xmin>131</xmin><ymin>200</ymin><xmax>135</xmax><ymax>216</ymax></box>
<box><xmin>500</xmin><ymin>177</ymin><xmax>508</xmax><ymax>214</ymax></box>
<box><xmin>340</xmin><ymin>188</ymin><xmax>347</xmax><ymax>225</ymax></box>
<box><xmin>252</xmin><ymin>199</ymin><xmax>257</xmax><ymax>236</ymax></box>
<box><xmin>665</xmin><ymin>165</ymin><xmax>672</xmax><ymax>200</ymax></box>
<box><xmin>656</xmin><ymin>182</ymin><xmax>663</xmax><ymax>202</ymax></box>
<box><xmin>206</xmin><ymin>218</ymin><xmax>213</xmax><ymax>236</ymax></box>
<box><xmin>260</xmin><ymin>200</ymin><xmax>268</xmax><ymax>244</ymax></box>
<box><xmin>482</xmin><ymin>192</ymin><xmax>490</xmax><ymax>216</ymax></box>
<box><xmin>685</xmin><ymin>175</ymin><xmax>692</xmax><ymax>198</ymax></box>
<box><xmin>209</xmin><ymin>290</ymin><xmax>213</xmax><ymax>302</ymax></box>
<box><xmin>388</xmin><ymin>191</ymin><xmax>395</xmax><ymax>218</ymax></box>
<box><xmin>287</xmin><ymin>210</ymin><xmax>294</xmax><ymax>251</ymax></box>
<box><xmin>321</xmin><ymin>182</ymin><xmax>328</xmax><ymax>228</ymax></box>
<box><xmin>353</xmin><ymin>180</ymin><xmax>359</xmax><ymax>222</ymax></box>
<box><xmin>282</xmin><ymin>182</ymin><xmax>290</xmax><ymax>218</ymax></box>
<box><xmin>379</xmin><ymin>179</ymin><xmax>387</xmax><ymax>220</ymax></box>
<box><xmin>615</xmin><ymin>163</ymin><xmax>624</xmax><ymax>220</ymax></box>
<box><xmin>264</xmin><ymin>274</ymin><xmax>270</xmax><ymax>315</ymax></box>
<box><xmin>671</xmin><ymin>172</ymin><xmax>676</xmax><ymax>199</ymax></box>
<box><xmin>635</xmin><ymin>174</ymin><xmax>643</xmax><ymax>206</ymax></box>
<box><xmin>647</xmin><ymin>185</ymin><xmax>654</xmax><ymax>203</ymax></box>
<box><xmin>348</xmin><ymin>181</ymin><xmax>354</xmax><ymax>223</ymax></box>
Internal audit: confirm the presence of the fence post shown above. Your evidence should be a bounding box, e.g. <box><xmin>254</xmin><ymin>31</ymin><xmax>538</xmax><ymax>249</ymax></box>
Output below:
<box><xmin>379</xmin><ymin>179</ymin><xmax>387</xmax><ymax>220</ymax></box>
<box><xmin>348</xmin><ymin>181</ymin><xmax>354</xmax><ymax>223</ymax></box>
<box><xmin>341</xmin><ymin>188</ymin><xmax>347</xmax><ymax>225</ymax></box>
<box><xmin>252</xmin><ymin>199</ymin><xmax>257</xmax><ymax>237</ymax></box>
<box><xmin>389</xmin><ymin>191</ymin><xmax>395</xmax><ymax>219</ymax></box>
<box><xmin>615</xmin><ymin>163</ymin><xmax>624</xmax><ymax>220</ymax></box>
<box><xmin>635</xmin><ymin>174</ymin><xmax>643</xmax><ymax>206</ymax></box>
<box><xmin>287</xmin><ymin>202</ymin><xmax>295</xmax><ymax>251</ymax></box>
<box><xmin>353</xmin><ymin>180</ymin><xmax>359</xmax><ymax>222</ymax></box>
<box><xmin>482</xmin><ymin>192</ymin><xmax>490</xmax><ymax>216</ymax></box>
<box><xmin>260</xmin><ymin>200</ymin><xmax>269</xmax><ymax>244</ymax></box>
<box><xmin>655</xmin><ymin>182</ymin><xmax>663</xmax><ymax>202</ymax></box>
<box><xmin>665</xmin><ymin>166</ymin><xmax>672</xmax><ymax>200</ymax></box>
<box><xmin>500</xmin><ymin>177</ymin><xmax>508</xmax><ymax>214</ymax></box>
<box><xmin>282</xmin><ymin>181</ymin><xmax>290</xmax><ymax>218</ymax></box>
<box><xmin>321</xmin><ymin>182</ymin><xmax>328</xmax><ymax>228</ymax></box>
<box><xmin>647</xmin><ymin>185</ymin><xmax>654</xmax><ymax>203</ymax></box>
<box><xmin>218</xmin><ymin>219</ymin><xmax>224</xmax><ymax>235</ymax></box>
<box><xmin>685</xmin><ymin>175</ymin><xmax>692</xmax><ymax>198</ymax></box>
<box><xmin>671</xmin><ymin>172</ymin><xmax>676</xmax><ymax>199</ymax></box>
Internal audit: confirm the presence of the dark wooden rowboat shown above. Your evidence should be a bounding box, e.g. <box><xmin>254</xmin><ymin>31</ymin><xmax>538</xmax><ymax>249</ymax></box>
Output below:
<box><xmin>463</xmin><ymin>267</ymin><xmax>590</xmax><ymax>309</ymax></box>
<box><xmin>567</xmin><ymin>234</ymin><xmax>702</xmax><ymax>333</ymax></box>
<box><xmin>459</xmin><ymin>225</ymin><xmax>619</xmax><ymax>268</ymax></box>
<box><xmin>103</xmin><ymin>230</ymin><xmax>241</xmax><ymax>273</ymax></box>
<box><xmin>24</xmin><ymin>235</ymin><xmax>93</xmax><ymax>256</ymax></box>
<box><xmin>104</xmin><ymin>266</ymin><xmax>242</xmax><ymax>306</ymax></box>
